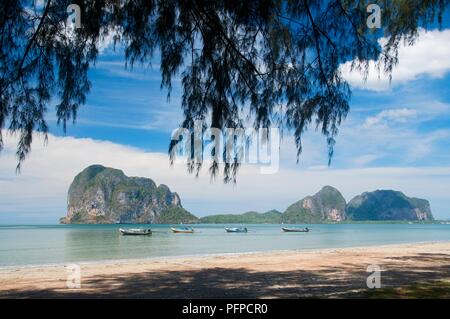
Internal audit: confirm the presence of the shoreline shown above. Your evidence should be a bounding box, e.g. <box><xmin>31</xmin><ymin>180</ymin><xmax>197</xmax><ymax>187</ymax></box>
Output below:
<box><xmin>1</xmin><ymin>241</ymin><xmax>449</xmax><ymax>298</ymax></box>
<box><xmin>1</xmin><ymin>239</ymin><xmax>449</xmax><ymax>271</ymax></box>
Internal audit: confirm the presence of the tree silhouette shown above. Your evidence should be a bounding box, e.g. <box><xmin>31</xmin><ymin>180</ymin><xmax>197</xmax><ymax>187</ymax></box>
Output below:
<box><xmin>0</xmin><ymin>0</ymin><xmax>447</xmax><ymax>180</ymax></box>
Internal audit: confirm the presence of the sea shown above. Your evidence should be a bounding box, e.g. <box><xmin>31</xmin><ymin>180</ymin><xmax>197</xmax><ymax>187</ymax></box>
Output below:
<box><xmin>0</xmin><ymin>223</ymin><xmax>449</xmax><ymax>267</ymax></box>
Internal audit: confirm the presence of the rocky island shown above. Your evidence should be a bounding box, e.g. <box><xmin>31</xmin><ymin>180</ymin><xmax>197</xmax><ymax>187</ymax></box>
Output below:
<box><xmin>199</xmin><ymin>186</ymin><xmax>434</xmax><ymax>223</ymax></box>
<box><xmin>60</xmin><ymin>165</ymin><xmax>197</xmax><ymax>224</ymax></box>
<box><xmin>60</xmin><ymin>165</ymin><xmax>434</xmax><ymax>224</ymax></box>
<box><xmin>346</xmin><ymin>190</ymin><xmax>434</xmax><ymax>221</ymax></box>
<box><xmin>282</xmin><ymin>186</ymin><xmax>347</xmax><ymax>223</ymax></box>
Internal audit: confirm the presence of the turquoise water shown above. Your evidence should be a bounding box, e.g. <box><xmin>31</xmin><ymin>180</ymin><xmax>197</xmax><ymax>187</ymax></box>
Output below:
<box><xmin>0</xmin><ymin>224</ymin><xmax>449</xmax><ymax>267</ymax></box>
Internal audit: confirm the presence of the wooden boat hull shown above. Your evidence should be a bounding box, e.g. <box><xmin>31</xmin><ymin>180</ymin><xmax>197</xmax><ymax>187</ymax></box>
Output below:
<box><xmin>119</xmin><ymin>228</ymin><xmax>152</xmax><ymax>235</ymax></box>
<box><xmin>282</xmin><ymin>227</ymin><xmax>309</xmax><ymax>233</ymax></box>
<box><xmin>170</xmin><ymin>227</ymin><xmax>194</xmax><ymax>233</ymax></box>
<box><xmin>225</xmin><ymin>227</ymin><xmax>248</xmax><ymax>233</ymax></box>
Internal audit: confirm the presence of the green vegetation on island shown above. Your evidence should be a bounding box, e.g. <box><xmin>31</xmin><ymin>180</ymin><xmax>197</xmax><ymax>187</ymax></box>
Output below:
<box><xmin>61</xmin><ymin>165</ymin><xmax>183</xmax><ymax>224</ymax></box>
<box><xmin>347</xmin><ymin>190</ymin><xmax>433</xmax><ymax>221</ymax></box>
<box><xmin>200</xmin><ymin>210</ymin><xmax>283</xmax><ymax>224</ymax></box>
<box><xmin>61</xmin><ymin>166</ymin><xmax>435</xmax><ymax>224</ymax></box>
<box><xmin>283</xmin><ymin>185</ymin><xmax>347</xmax><ymax>223</ymax></box>
<box><xmin>159</xmin><ymin>207</ymin><xmax>199</xmax><ymax>224</ymax></box>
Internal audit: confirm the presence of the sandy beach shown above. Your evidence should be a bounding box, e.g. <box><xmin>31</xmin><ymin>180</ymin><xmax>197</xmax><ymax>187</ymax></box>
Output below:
<box><xmin>1</xmin><ymin>241</ymin><xmax>449</xmax><ymax>298</ymax></box>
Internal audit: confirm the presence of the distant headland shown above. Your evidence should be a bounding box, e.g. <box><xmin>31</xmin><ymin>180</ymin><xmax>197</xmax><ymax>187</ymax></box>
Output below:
<box><xmin>60</xmin><ymin>165</ymin><xmax>434</xmax><ymax>224</ymax></box>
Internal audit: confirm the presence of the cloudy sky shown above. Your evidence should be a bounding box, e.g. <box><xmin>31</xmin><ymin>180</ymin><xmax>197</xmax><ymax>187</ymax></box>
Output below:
<box><xmin>1</xmin><ymin>25</ymin><xmax>450</xmax><ymax>223</ymax></box>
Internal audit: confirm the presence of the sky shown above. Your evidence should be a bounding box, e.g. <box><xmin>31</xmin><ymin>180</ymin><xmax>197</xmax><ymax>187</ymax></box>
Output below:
<box><xmin>1</xmin><ymin>25</ymin><xmax>450</xmax><ymax>223</ymax></box>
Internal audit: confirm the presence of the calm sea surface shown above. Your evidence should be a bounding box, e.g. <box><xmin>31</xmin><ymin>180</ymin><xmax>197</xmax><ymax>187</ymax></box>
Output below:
<box><xmin>0</xmin><ymin>223</ymin><xmax>449</xmax><ymax>267</ymax></box>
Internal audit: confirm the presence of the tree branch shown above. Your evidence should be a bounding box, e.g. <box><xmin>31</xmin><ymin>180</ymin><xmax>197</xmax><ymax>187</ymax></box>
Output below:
<box><xmin>303</xmin><ymin>0</ymin><xmax>332</xmax><ymax>95</ymax></box>
<box><xmin>17</xmin><ymin>0</ymin><xmax>51</xmax><ymax>77</ymax></box>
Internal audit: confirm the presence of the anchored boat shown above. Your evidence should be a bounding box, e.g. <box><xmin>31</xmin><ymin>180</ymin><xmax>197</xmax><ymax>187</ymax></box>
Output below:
<box><xmin>170</xmin><ymin>226</ymin><xmax>194</xmax><ymax>233</ymax></box>
<box><xmin>119</xmin><ymin>228</ymin><xmax>152</xmax><ymax>235</ymax></box>
<box><xmin>281</xmin><ymin>227</ymin><xmax>310</xmax><ymax>233</ymax></box>
<box><xmin>225</xmin><ymin>227</ymin><xmax>248</xmax><ymax>233</ymax></box>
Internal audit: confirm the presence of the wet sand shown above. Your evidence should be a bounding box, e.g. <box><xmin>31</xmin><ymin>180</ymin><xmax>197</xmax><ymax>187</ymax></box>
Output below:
<box><xmin>1</xmin><ymin>242</ymin><xmax>449</xmax><ymax>298</ymax></box>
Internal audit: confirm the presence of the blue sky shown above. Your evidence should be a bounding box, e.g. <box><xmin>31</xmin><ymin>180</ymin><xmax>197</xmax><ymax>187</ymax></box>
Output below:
<box><xmin>1</xmin><ymin>26</ymin><xmax>450</xmax><ymax>223</ymax></box>
<box><xmin>57</xmin><ymin>29</ymin><xmax>450</xmax><ymax>169</ymax></box>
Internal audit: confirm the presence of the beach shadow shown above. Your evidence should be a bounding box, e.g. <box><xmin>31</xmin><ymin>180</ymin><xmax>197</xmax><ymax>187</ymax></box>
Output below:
<box><xmin>1</xmin><ymin>252</ymin><xmax>450</xmax><ymax>298</ymax></box>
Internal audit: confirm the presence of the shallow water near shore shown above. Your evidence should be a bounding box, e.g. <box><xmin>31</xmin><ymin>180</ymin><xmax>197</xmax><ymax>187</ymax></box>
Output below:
<box><xmin>1</xmin><ymin>223</ymin><xmax>449</xmax><ymax>267</ymax></box>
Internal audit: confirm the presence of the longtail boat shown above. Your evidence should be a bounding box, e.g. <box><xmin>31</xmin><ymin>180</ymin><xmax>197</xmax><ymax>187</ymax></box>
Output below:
<box><xmin>119</xmin><ymin>228</ymin><xmax>152</xmax><ymax>235</ymax></box>
<box><xmin>170</xmin><ymin>226</ymin><xmax>194</xmax><ymax>233</ymax></box>
<box><xmin>225</xmin><ymin>227</ymin><xmax>248</xmax><ymax>233</ymax></box>
<box><xmin>281</xmin><ymin>227</ymin><xmax>309</xmax><ymax>233</ymax></box>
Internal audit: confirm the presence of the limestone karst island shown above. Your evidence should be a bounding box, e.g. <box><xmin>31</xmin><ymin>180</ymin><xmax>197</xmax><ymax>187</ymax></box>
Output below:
<box><xmin>60</xmin><ymin>165</ymin><xmax>434</xmax><ymax>224</ymax></box>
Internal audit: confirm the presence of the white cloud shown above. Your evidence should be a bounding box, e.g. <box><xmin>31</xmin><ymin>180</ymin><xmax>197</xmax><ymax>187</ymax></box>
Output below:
<box><xmin>337</xmin><ymin>113</ymin><xmax>450</xmax><ymax>164</ymax></box>
<box><xmin>341</xmin><ymin>28</ymin><xmax>450</xmax><ymax>91</ymax></box>
<box><xmin>363</xmin><ymin>108</ymin><xmax>417</xmax><ymax>128</ymax></box>
<box><xmin>74</xmin><ymin>108</ymin><xmax>183</xmax><ymax>133</ymax></box>
<box><xmin>1</xmin><ymin>131</ymin><xmax>450</xmax><ymax>222</ymax></box>
<box><xmin>97</xmin><ymin>29</ymin><xmax>121</xmax><ymax>53</ymax></box>
<box><xmin>351</xmin><ymin>154</ymin><xmax>380</xmax><ymax>166</ymax></box>
<box><xmin>92</xmin><ymin>60</ymin><xmax>161</xmax><ymax>81</ymax></box>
